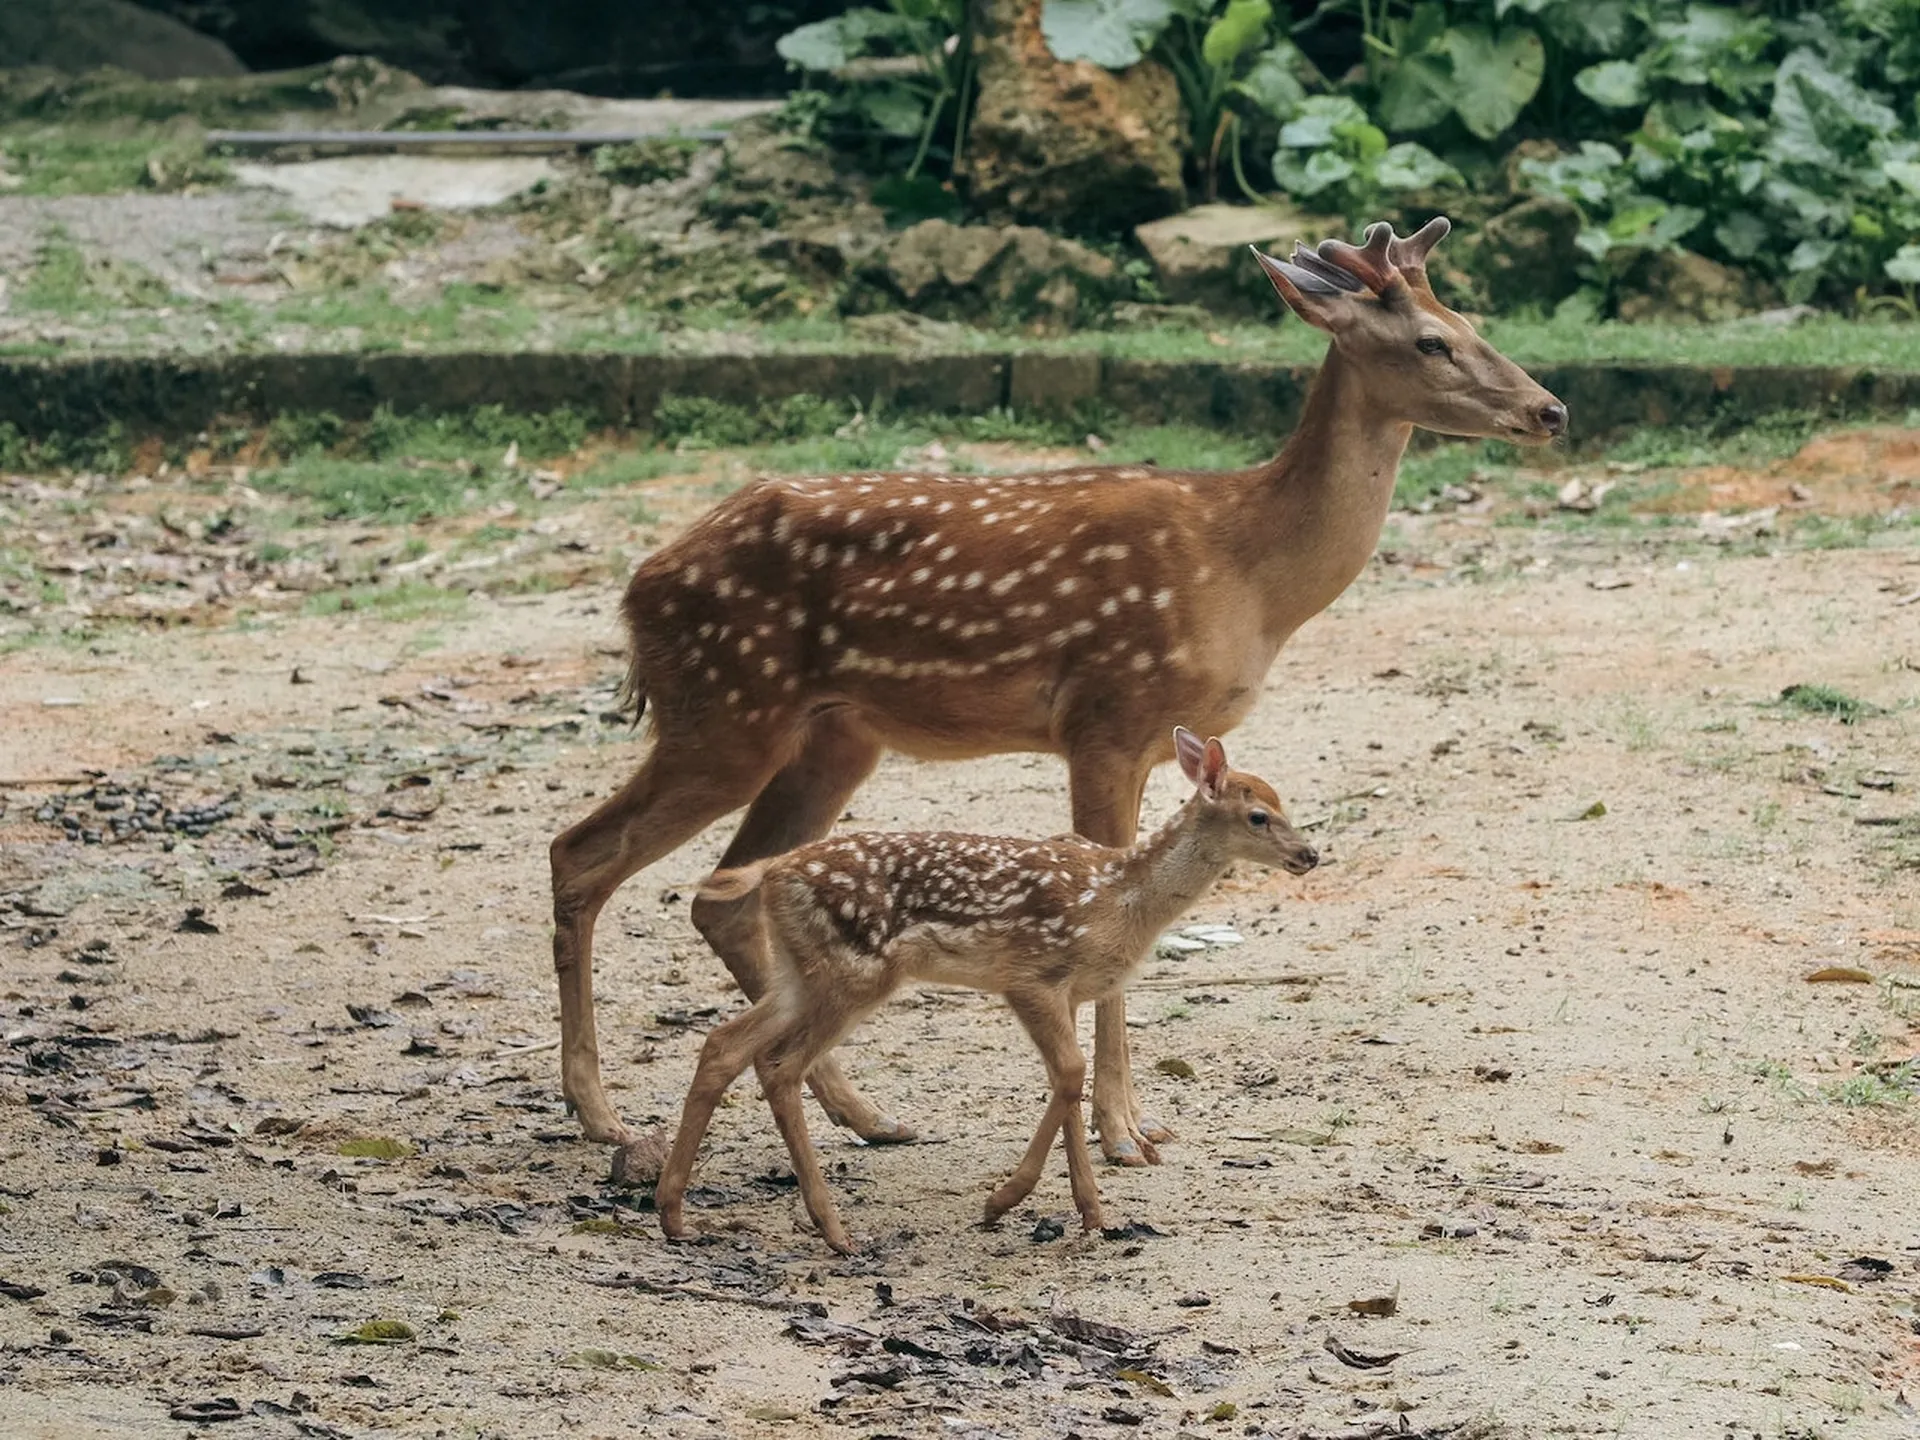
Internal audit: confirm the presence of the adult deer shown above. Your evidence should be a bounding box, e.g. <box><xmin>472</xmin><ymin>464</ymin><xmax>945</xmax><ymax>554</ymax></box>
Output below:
<box><xmin>656</xmin><ymin>728</ymin><xmax>1320</xmax><ymax>1254</ymax></box>
<box><xmin>550</xmin><ymin>216</ymin><xmax>1565</xmax><ymax>1170</ymax></box>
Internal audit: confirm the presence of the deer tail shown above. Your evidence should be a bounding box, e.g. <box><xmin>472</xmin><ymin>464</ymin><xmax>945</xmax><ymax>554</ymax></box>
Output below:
<box><xmin>697</xmin><ymin>861</ymin><xmax>771</xmax><ymax>903</ymax></box>
<box><xmin>615</xmin><ymin>587</ymin><xmax>650</xmax><ymax>728</ymax></box>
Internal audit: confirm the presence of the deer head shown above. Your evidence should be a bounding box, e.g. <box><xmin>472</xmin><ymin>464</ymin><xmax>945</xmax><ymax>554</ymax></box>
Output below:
<box><xmin>1173</xmin><ymin>726</ymin><xmax>1319</xmax><ymax>876</ymax></box>
<box><xmin>1251</xmin><ymin>218</ymin><xmax>1567</xmax><ymax>445</ymax></box>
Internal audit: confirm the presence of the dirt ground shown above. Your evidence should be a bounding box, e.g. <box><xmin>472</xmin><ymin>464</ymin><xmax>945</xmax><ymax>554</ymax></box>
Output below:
<box><xmin>2</xmin><ymin>435</ymin><xmax>1919</xmax><ymax>1440</ymax></box>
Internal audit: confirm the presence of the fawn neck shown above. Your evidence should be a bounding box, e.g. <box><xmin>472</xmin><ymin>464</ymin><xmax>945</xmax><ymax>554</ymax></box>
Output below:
<box><xmin>1108</xmin><ymin>800</ymin><xmax>1233</xmax><ymax>957</ymax></box>
<box><xmin>1224</xmin><ymin>346</ymin><xmax>1413</xmax><ymax>638</ymax></box>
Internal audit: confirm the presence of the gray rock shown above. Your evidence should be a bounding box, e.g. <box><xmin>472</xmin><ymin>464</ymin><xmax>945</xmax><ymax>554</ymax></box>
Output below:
<box><xmin>964</xmin><ymin>0</ymin><xmax>1184</xmax><ymax>229</ymax></box>
<box><xmin>878</xmin><ymin>218</ymin><xmax>1117</xmax><ymax>323</ymax></box>
<box><xmin>0</xmin><ymin>0</ymin><xmax>245</xmax><ymax>78</ymax></box>
<box><xmin>1468</xmin><ymin>196</ymin><xmax>1584</xmax><ymax>308</ymax></box>
<box><xmin>1133</xmin><ymin>202</ymin><xmax>1343</xmax><ymax>315</ymax></box>
<box><xmin>1618</xmin><ymin>248</ymin><xmax>1777</xmax><ymax>323</ymax></box>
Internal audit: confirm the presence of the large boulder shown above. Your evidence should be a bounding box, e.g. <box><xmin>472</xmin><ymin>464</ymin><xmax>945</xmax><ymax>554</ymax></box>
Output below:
<box><xmin>1617</xmin><ymin>248</ymin><xmax>1776</xmax><ymax>323</ymax></box>
<box><xmin>875</xmin><ymin>218</ymin><xmax>1119</xmax><ymax>324</ymax></box>
<box><xmin>1133</xmin><ymin>202</ymin><xmax>1343</xmax><ymax>316</ymax></box>
<box><xmin>965</xmin><ymin>0</ymin><xmax>1185</xmax><ymax>231</ymax></box>
<box><xmin>1</xmin><ymin>0</ymin><xmax>245</xmax><ymax>79</ymax></box>
<box><xmin>1465</xmin><ymin>196</ymin><xmax>1584</xmax><ymax>308</ymax></box>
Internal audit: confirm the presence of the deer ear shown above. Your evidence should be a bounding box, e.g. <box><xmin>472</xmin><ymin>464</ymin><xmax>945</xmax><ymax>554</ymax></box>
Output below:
<box><xmin>1173</xmin><ymin>727</ymin><xmax>1208</xmax><ymax>788</ymax></box>
<box><xmin>1250</xmin><ymin>246</ymin><xmax>1359</xmax><ymax>334</ymax></box>
<box><xmin>1201</xmin><ymin>737</ymin><xmax>1229</xmax><ymax>798</ymax></box>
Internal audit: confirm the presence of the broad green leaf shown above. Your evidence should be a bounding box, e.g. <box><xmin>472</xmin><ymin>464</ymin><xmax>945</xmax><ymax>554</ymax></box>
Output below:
<box><xmin>1575</xmin><ymin>227</ymin><xmax>1614</xmax><ymax>259</ymax></box>
<box><xmin>1375</xmin><ymin>142</ymin><xmax>1464</xmax><ymax>190</ymax></box>
<box><xmin>1607</xmin><ymin>201</ymin><xmax>1668</xmax><ymax>241</ymax></box>
<box><xmin>1277</xmin><ymin>95</ymin><xmax>1369</xmax><ymax>149</ymax></box>
<box><xmin>1713</xmin><ymin>211</ymin><xmax>1769</xmax><ymax>259</ymax></box>
<box><xmin>1202</xmin><ymin>0</ymin><xmax>1272</xmax><ymax>71</ymax></box>
<box><xmin>1271</xmin><ymin>146</ymin><xmax>1353</xmax><ymax>197</ymax></box>
<box><xmin>1542</xmin><ymin>0</ymin><xmax>1635</xmax><ymax>57</ymax></box>
<box><xmin>1234</xmin><ymin>43</ymin><xmax>1306</xmax><ymax>119</ymax></box>
<box><xmin>776</xmin><ymin>9</ymin><xmax>906</xmax><ymax>71</ymax></box>
<box><xmin>1340</xmin><ymin>121</ymin><xmax>1389</xmax><ymax>162</ymax></box>
<box><xmin>1650</xmin><ymin>5</ymin><xmax>1775</xmax><ymax>87</ymax></box>
<box><xmin>1887</xmin><ymin>244</ymin><xmax>1920</xmax><ymax>283</ymax></box>
<box><xmin>1495</xmin><ymin>0</ymin><xmax>1555</xmax><ymax>15</ymax></box>
<box><xmin>1887</xmin><ymin>160</ymin><xmax>1920</xmax><ymax>197</ymax></box>
<box><xmin>1788</xmin><ymin>237</ymin><xmax>1837</xmax><ymax>273</ymax></box>
<box><xmin>1040</xmin><ymin>0</ymin><xmax>1178</xmax><ymax>68</ymax></box>
<box><xmin>1377</xmin><ymin>51</ymin><xmax>1454</xmax><ymax>132</ymax></box>
<box><xmin>858</xmin><ymin>85</ymin><xmax>929</xmax><ymax>139</ymax></box>
<box><xmin>1767</xmin><ymin>46</ymin><xmax>1899</xmax><ymax>170</ymax></box>
<box><xmin>1647</xmin><ymin>204</ymin><xmax>1705</xmax><ymax>246</ymax></box>
<box><xmin>1574</xmin><ymin>60</ymin><xmax>1646</xmax><ymax>109</ymax></box>
<box><xmin>1442</xmin><ymin>25</ymin><xmax>1545</xmax><ymax>140</ymax></box>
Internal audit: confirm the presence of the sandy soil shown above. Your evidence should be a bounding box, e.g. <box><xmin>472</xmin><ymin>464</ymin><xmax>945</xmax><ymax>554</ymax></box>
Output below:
<box><xmin>2</xmin><ymin>441</ymin><xmax>1919</xmax><ymax>1440</ymax></box>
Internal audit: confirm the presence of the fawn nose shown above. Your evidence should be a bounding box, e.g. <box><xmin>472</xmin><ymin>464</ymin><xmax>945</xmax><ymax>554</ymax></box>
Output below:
<box><xmin>1538</xmin><ymin>401</ymin><xmax>1568</xmax><ymax>436</ymax></box>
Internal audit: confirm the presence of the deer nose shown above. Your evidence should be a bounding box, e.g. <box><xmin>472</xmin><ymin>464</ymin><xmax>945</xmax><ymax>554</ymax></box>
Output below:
<box><xmin>1539</xmin><ymin>401</ymin><xmax>1568</xmax><ymax>436</ymax></box>
<box><xmin>1298</xmin><ymin>846</ymin><xmax>1320</xmax><ymax>871</ymax></box>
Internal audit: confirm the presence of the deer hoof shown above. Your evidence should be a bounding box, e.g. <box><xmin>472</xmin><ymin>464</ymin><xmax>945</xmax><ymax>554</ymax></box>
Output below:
<box><xmin>609</xmin><ymin>1125</ymin><xmax>670</xmax><ymax>1187</ymax></box>
<box><xmin>1137</xmin><ymin>1113</ymin><xmax>1176</xmax><ymax>1145</ymax></box>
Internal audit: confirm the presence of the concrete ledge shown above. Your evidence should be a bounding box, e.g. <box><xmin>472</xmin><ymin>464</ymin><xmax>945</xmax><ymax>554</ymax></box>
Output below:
<box><xmin>0</xmin><ymin>351</ymin><xmax>1915</xmax><ymax>446</ymax></box>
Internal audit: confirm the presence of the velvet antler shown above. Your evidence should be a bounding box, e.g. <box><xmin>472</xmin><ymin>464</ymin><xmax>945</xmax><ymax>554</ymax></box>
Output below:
<box><xmin>1313</xmin><ymin>221</ymin><xmax>1397</xmax><ymax>294</ymax></box>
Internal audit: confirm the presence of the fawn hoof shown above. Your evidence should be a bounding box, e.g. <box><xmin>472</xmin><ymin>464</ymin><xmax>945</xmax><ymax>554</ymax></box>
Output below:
<box><xmin>608</xmin><ymin>1125</ymin><xmax>671</xmax><ymax>1188</ymax></box>
<box><xmin>858</xmin><ymin>1114</ymin><xmax>918</xmax><ymax>1146</ymax></box>
<box><xmin>1137</xmin><ymin>1112</ymin><xmax>1177</xmax><ymax>1146</ymax></box>
<box><xmin>1079</xmin><ymin>1206</ymin><xmax>1108</xmax><ymax>1235</ymax></box>
<box><xmin>1101</xmin><ymin>1132</ymin><xmax>1160</xmax><ymax>1168</ymax></box>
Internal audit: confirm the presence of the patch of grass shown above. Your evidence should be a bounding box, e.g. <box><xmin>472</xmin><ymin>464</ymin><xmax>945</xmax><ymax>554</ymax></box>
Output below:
<box><xmin>1776</xmin><ymin>683</ymin><xmax>1875</xmax><ymax>725</ymax></box>
<box><xmin>16</xmin><ymin>234</ymin><xmax>174</xmax><ymax>313</ymax></box>
<box><xmin>1394</xmin><ymin>440</ymin><xmax>1518</xmax><ymax>510</ymax></box>
<box><xmin>258</xmin><ymin>457</ymin><xmax>483</xmax><ymax>523</ymax></box>
<box><xmin>302</xmin><ymin>582</ymin><xmax>469</xmax><ymax>622</ymax></box>
<box><xmin>0</xmin><ymin>419</ymin><xmax>130</xmax><ymax>473</ymax></box>
<box><xmin>1600</xmin><ymin>410</ymin><xmax>1825</xmax><ymax>470</ymax></box>
<box><xmin>1822</xmin><ymin>1062</ymin><xmax>1915</xmax><ymax>1108</ymax></box>
<box><xmin>571</xmin><ymin>450</ymin><xmax>699</xmax><ymax>489</ymax></box>
<box><xmin>1092</xmin><ymin>424</ymin><xmax>1267</xmax><ymax>472</ymax></box>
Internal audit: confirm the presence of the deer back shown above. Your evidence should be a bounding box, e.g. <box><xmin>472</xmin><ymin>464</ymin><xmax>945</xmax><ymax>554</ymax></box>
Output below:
<box><xmin>622</xmin><ymin>466</ymin><xmax>1265</xmax><ymax>753</ymax></box>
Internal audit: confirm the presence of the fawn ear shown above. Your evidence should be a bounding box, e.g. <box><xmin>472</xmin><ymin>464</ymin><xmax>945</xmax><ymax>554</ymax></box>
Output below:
<box><xmin>1173</xmin><ymin>726</ymin><xmax>1208</xmax><ymax>788</ymax></box>
<box><xmin>1201</xmin><ymin>737</ymin><xmax>1229</xmax><ymax>799</ymax></box>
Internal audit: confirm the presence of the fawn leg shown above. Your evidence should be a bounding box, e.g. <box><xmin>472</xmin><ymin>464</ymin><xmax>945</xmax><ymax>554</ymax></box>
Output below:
<box><xmin>984</xmin><ymin>994</ymin><xmax>1105</xmax><ymax>1233</ymax></box>
<box><xmin>656</xmin><ymin>1004</ymin><xmax>781</xmax><ymax>1241</ymax></box>
<box><xmin>1065</xmin><ymin>748</ymin><xmax>1171</xmax><ymax>1166</ymax></box>
<box><xmin>551</xmin><ymin>741</ymin><xmax>779</xmax><ymax>1146</ymax></box>
<box><xmin>690</xmin><ymin>714</ymin><xmax>908</xmax><ymax>1144</ymax></box>
<box><xmin>758</xmin><ymin>1037</ymin><xmax>858</xmax><ymax>1255</ymax></box>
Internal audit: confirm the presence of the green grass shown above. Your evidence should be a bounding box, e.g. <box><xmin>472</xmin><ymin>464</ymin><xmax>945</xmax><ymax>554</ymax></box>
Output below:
<box><xmin>1775</xmin><ymin>683</ymin><xmax>1876</xmax><ymax>725</ymax></box>
<box><xmin>17</xmin><ymin>236</ymin><xmax>173</xmax><ymax>314</ymax></box>
<box><xmin>302</xmin><ymin>582</ymin><xmax>470</xmax><ymax>621</ymax></box>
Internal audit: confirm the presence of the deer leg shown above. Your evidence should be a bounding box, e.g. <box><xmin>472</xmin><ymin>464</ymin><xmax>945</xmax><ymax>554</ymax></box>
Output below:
<box><xmin>656</xmin><ymin>1002</ymin><xmax>782</xmax><ymax>1241</ymax></box>
<box><xmin>551</xmin><ymin>741</ymin><xmax>780</xmax><ymax>1147</ymax></box>
<box><xmin>757</xmin><ymin>1025</ymin><xmax>860</xmax><ymax>1255</ymax></box>
<box><xmin>689</xmin><ymin>714</ymin><xmax>908</xmax><ymax>1144</ymax></box>
<box><xmin>1065</xmin><ymin>750</ymin><xmax>1171</xmax><ymax>1166</ymax></box>
<box><xmin>985</xmin><ymin>993</ymin><xmax>1104</xmax><ymax>1233</ymax></box>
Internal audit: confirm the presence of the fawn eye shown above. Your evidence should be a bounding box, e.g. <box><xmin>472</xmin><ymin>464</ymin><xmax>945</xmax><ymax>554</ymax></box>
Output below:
<box><xmin>1248</xmin><ymin>811</ymin><xmax>1270</xmax><ymax>829</ymax></box>
<box><xmin>1416</xmin><ymin>335</ymin><xmax>1451</xmax><ymax>357</ymax></box>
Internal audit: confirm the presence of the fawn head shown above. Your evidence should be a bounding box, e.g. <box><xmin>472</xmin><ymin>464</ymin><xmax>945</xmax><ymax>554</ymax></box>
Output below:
<box><xmin>1173</xmin><ymin>726</ymin><xmax>1319</xmax><ymax>876</ymax></box>
<box><xmin>1251</xmin><ymin>217</ymin><xmax>1567</xmax><ymax>445</ymax></box>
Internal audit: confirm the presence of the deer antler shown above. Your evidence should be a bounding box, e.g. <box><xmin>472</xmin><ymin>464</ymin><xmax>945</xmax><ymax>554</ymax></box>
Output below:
<box><xmin>1313</xmin><ymin>221</ymin><xmax>1397</xmax><ymax>294</ymax></box>
<box><xmin>1387</xmin><ymin>215</ymin><xmax>1451</xmax><ymax>290</ymax></box>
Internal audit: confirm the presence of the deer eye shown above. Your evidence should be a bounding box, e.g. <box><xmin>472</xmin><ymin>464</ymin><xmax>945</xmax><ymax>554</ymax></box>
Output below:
<box><xmin>1248</xmin><ymin>811</ymin><xmax>1270</xmax><ymax>829</ymax></box>
<box><xmin>1416</xmin><ymin>335</ymin><xmax>1451</xmax><ymax>357</ymax></box>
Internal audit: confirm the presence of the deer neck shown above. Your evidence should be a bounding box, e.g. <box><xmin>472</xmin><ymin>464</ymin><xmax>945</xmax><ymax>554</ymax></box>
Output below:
<box><xmin>1110</xmin><ymin>800</ymin><xmax>1230</xmax><ymax>955</ymax></box>
<box><xmin>1229</xmin><ymin>345</ymin><xmax>1413</xmax><ymax>637</ymax></box>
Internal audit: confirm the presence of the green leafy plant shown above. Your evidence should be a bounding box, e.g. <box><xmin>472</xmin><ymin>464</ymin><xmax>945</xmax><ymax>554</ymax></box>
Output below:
<box><xmin>776</xmin><ymin>0</ymin><xmax>972</xmax><ymax>184</ymax></box>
